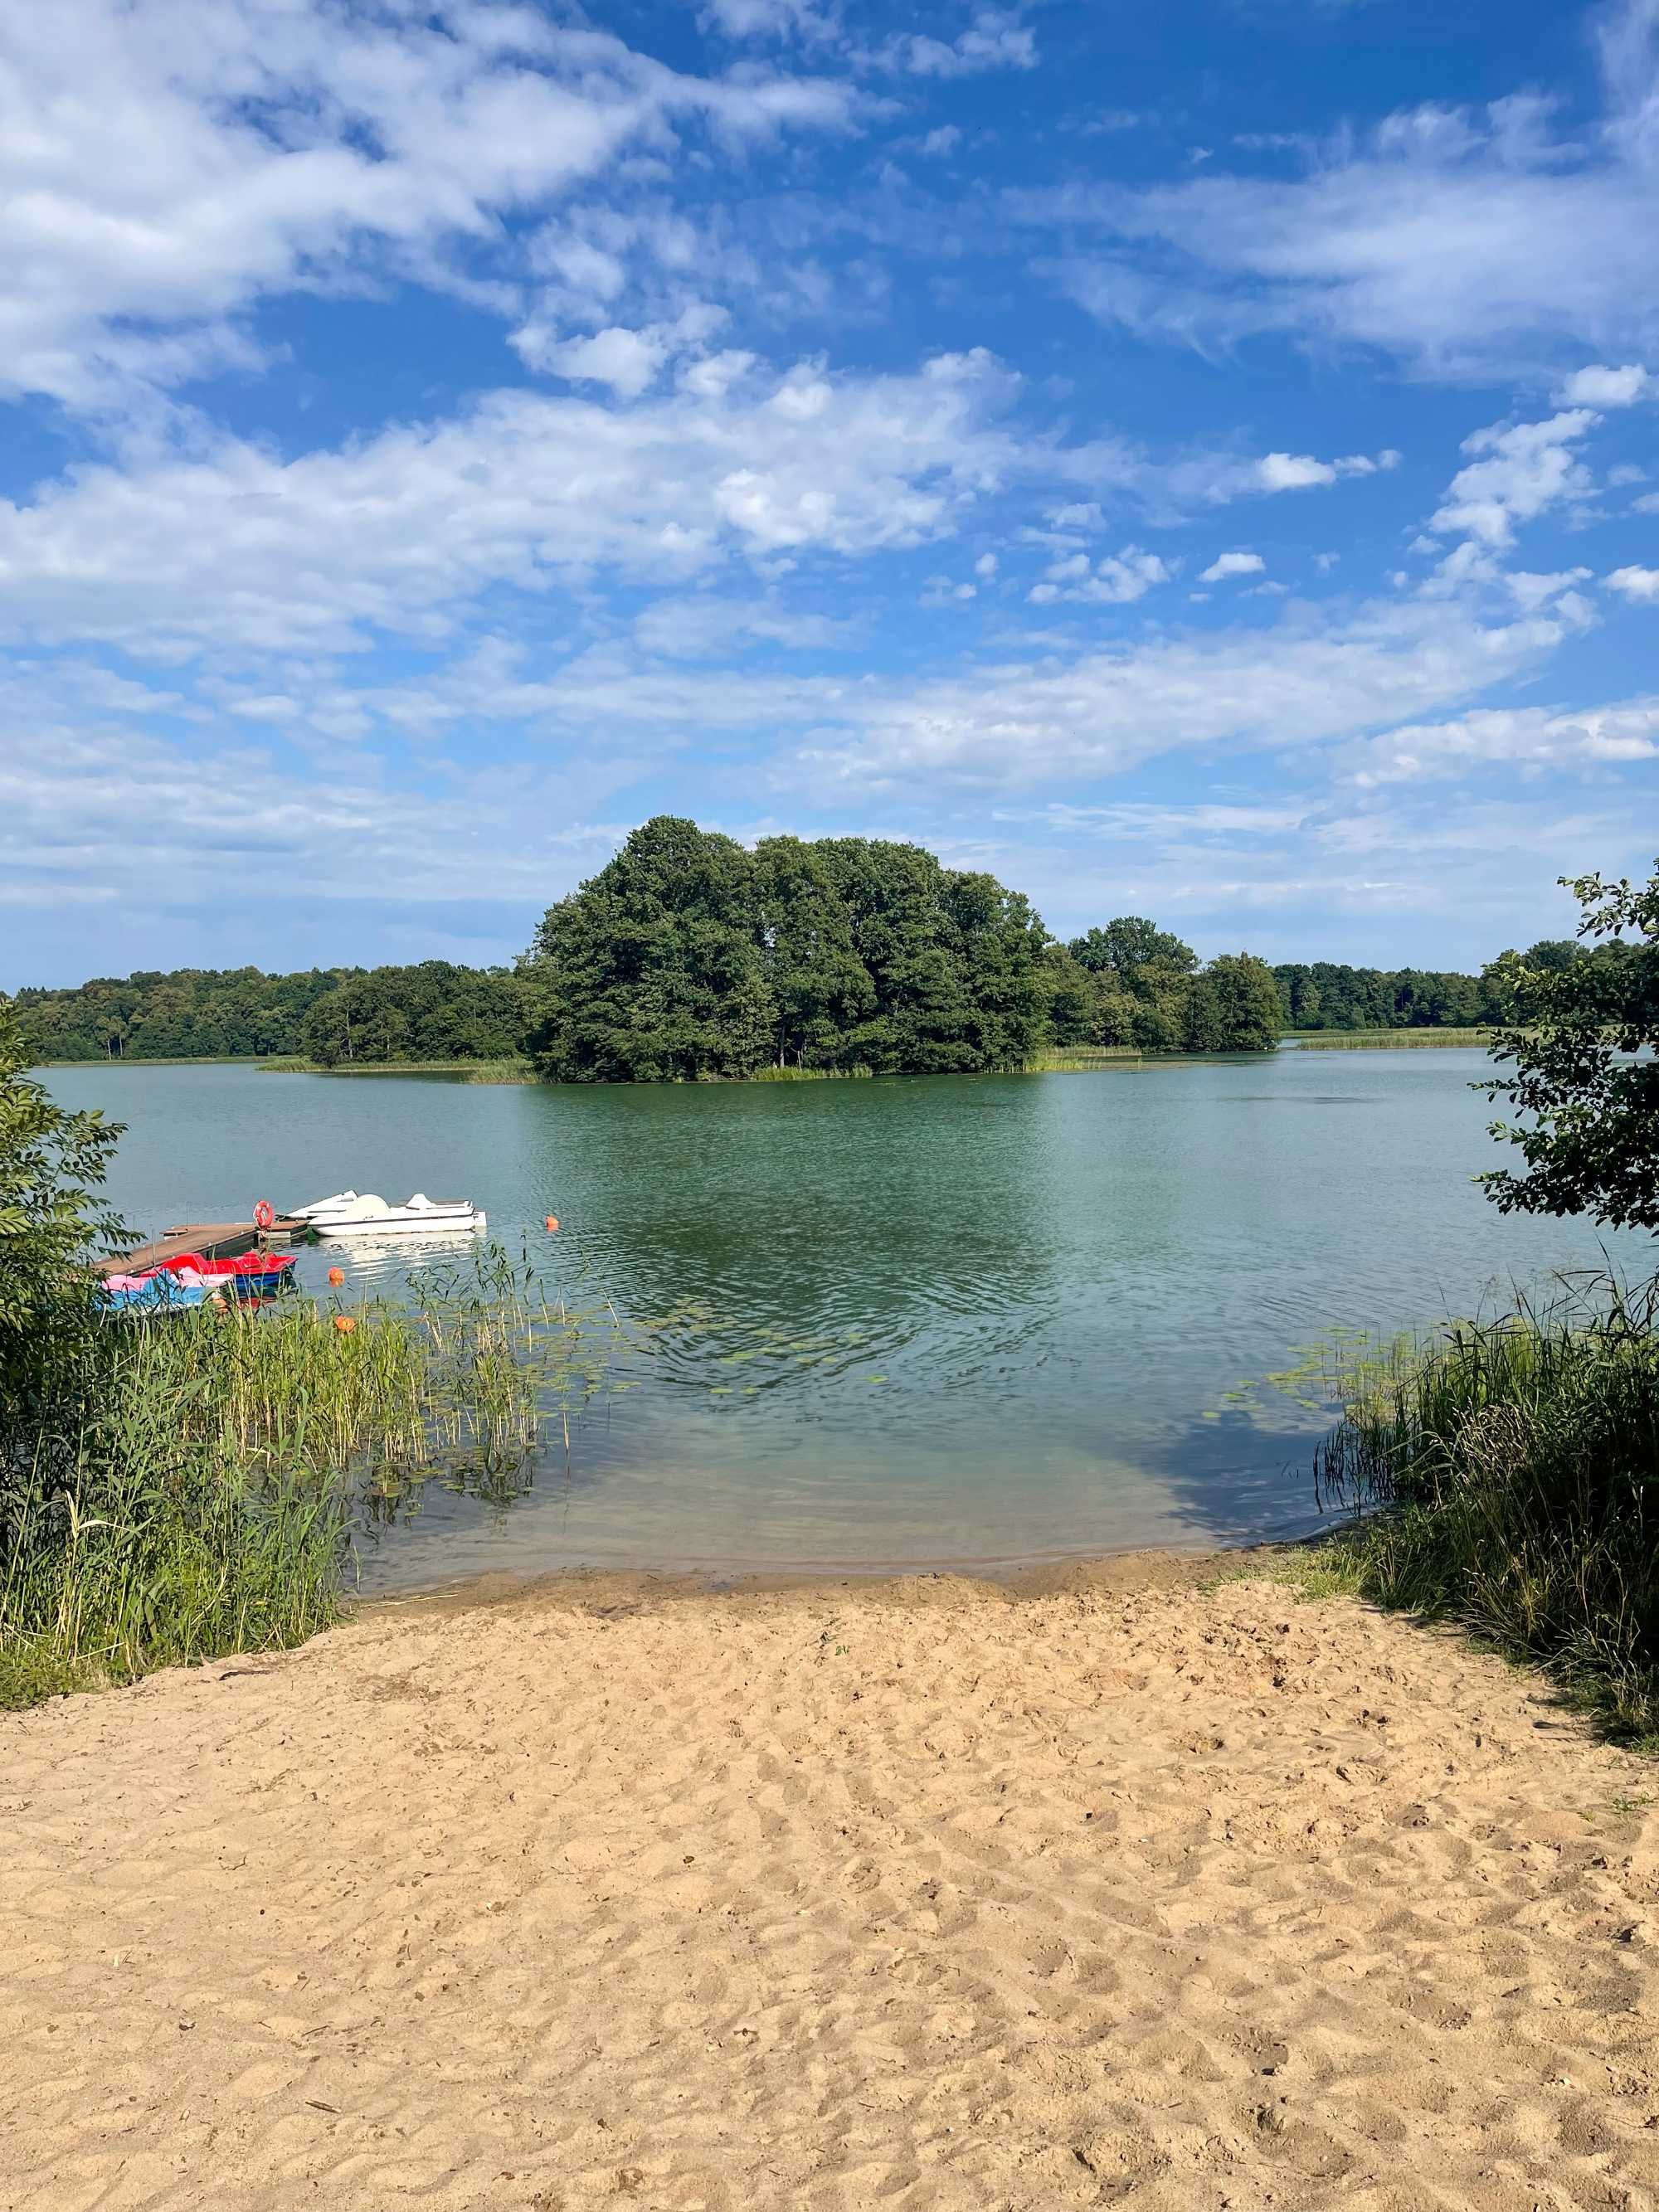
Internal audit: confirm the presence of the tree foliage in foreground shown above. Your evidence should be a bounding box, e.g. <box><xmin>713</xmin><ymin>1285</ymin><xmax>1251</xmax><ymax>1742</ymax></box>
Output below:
<box><xmin>0</xmin><ymin>998</ymin><xmax>122</xmax><ymax>1339</ymax></box>
<box><xmin>1481</xmin><ymin>861</ymin><xmax>1659</xmax><ymax>1232</ymax></box>
<box><xmin>0</xmin><ymin>994</ymin><xmax>124</xmax><ymax>1494</ymax></box>
<box><xmin>523</xmin><ymin>818</ymin><xmax>1285</xmax><ymax>1080</ymax></box>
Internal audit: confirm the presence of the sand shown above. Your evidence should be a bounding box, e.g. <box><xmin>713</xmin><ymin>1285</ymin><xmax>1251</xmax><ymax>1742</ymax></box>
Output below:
<box><xmin>3</xmin><ymin>1555</ymin><xmax>1657</xmax><ymax>2212</ymax></box>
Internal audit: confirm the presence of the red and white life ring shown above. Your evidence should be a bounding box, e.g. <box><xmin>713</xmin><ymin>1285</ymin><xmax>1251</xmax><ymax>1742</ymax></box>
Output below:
<box><xmin>252</xmin><ymin>1199</ymin><xmax>275</xmax><ymax>1232</ymax></box>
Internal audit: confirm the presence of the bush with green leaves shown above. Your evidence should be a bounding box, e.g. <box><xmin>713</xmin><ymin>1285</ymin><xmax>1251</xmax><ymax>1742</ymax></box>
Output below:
<box><xmin>1481</xmin><ymin>860</ymin><xmax>1659</xmax><ymax>1231</ymax></box>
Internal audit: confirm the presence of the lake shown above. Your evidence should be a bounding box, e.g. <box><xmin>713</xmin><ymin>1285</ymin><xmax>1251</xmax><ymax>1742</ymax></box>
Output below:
<box><xmin>44</xmin><ymin>1053</ymin><xmax>1651</xmax><ymax>1591</ymax></box>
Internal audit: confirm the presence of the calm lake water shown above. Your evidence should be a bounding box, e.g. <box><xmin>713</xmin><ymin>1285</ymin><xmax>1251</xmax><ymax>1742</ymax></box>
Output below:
<box><xmin>45</xmin><ymin>1053</ymin><xmax>1651</xmax><ymax>1590</ymax></box>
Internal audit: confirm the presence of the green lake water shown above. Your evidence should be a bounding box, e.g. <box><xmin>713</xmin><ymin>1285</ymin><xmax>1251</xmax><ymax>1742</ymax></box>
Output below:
<box><xmin>45</xmin><ymin>1054</ymin><xmax>1652</xmax><ymax>1590</ymax></box>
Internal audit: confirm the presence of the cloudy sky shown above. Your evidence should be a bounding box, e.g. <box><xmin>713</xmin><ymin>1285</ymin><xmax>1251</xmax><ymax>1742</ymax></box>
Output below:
<box><xmin>3</xmin><ymin>0</ymin><xmax>1658</xmax><ymax>986</ymax></box>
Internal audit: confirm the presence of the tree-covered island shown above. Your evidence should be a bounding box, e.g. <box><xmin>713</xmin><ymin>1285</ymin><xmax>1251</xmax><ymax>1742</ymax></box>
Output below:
<box><xmin>15</xmin><ymin>814</ymin><xmax>1628</xmax><ymax>1078</ymax></box>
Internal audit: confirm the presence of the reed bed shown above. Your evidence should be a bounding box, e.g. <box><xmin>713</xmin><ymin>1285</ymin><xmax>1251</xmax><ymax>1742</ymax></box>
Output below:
<box><xmin>0</xmin><ymin>1249</ymin><xmax>637</xmax><ymax>1706</ymax></box>
<box><xmin>1292</xmin><ymin>1028</ymin><xmax>1496</xmax><ymax>1050</ymax></box>
<box><xmin>747</xmin><ymin>1064</ymin><xmax>875</xmax><ymax>1082</ymax></box>
<box><xmin>257</xmin><ymin>1057</ymin><xmax>537</xmax><ymax>1082</ymax></box>
<box><xmin>1026</xmin><ymin>1046</ymin><xmax>1145</xmax><ymax>1071</ymax></box>
<box><xmin>1312</xmin><ymin>1276</ymin><xmax>1659</xmax><ymax>1743</ymax></box>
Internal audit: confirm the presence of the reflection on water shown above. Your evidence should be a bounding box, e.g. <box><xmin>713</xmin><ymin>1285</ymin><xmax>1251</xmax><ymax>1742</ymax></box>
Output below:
<box><xmin>45</xmin><ymin>1053</ymin><xmax>1650</xmax><ymax>1588</ymax></box>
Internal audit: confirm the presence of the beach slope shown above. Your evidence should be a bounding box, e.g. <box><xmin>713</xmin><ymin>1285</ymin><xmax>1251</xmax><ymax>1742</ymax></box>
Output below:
<box><xmin>3</xmin><ymin>1560</ymin><xmax>1657</xmax><ymax>2210</ymax></box>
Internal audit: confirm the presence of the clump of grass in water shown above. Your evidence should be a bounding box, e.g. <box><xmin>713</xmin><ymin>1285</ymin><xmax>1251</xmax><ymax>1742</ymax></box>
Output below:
<box><xmin>1292</xmin><ymin>1028</ymin><xmax>1496</xmax><ymax>1051</ymax></box>
<box><xmin>0</xmin><ymin>1246</ymin><xmax>639</xmax><ymax>1704</ymax></box>
<box><xmin>1311</xmin><ymin>1272</ymin><xmax>1659</xmax><ymax>1746</ymax></box>
<box><xmin>746</xmin><ymin>1063</ymin><xmax>873</xmax><ymax>1082</ymax></box>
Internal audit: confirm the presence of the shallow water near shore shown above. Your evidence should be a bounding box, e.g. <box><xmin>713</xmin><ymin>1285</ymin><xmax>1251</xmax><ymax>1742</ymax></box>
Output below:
<box><xmin>46</xmin><ymin>1052</ymin><xmax>1651</xmax><ymax>1589</ymax></box>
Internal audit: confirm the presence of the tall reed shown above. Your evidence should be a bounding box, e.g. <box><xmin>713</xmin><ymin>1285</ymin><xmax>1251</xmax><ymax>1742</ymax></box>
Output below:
<box><xmin>0</xmin><ymin>1247</ymin><xmax>636</xmax><ymax>1704</ymax></box>
<box><xmin>1313</xmin><ymin>1276</ymin><xmax>1659</xmax><ymax>1742</ymax></box>
<box><xmin>1292</xmin><ymin>1028</ymin><xmax>1495</xmax><ymax>1050</ymax></box>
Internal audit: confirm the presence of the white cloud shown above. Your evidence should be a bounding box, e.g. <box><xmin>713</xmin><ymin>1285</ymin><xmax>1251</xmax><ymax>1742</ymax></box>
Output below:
<box><xmin>1428</xmin><ymin>411</ymin><xmax>1598</xmax><ymax>547</ymax></box>
<box><xmin>878</xmin><ymin>9</ymin><xmax>1038</xmax><ymax>77</ymax></box>
<box><xmin>700</xmin><ymin>0</ymin><xmax>837</xmax><ymax>37</ymax></box>
<box><xmin>1029</xmin><ymin>546</ymin><xmax>1169</xmax><ymax>605</ymax></box>
<box><xmin>0</xmin><ymin>707</ymin><xmax>633</xmax><ymax>923</ymax></box>
<box><xmin>1557</xmin><ymin>362</ymin><xmax>1653</xmax><ymax>407</ymax></box>
<box><xmin>630</xmin><ymin>596</ymin><xmax>851</xmax><ymax>659</ymax></box>
<box><xmin>1199</xmin><ymin>551</ymin><xmax>1265</xmax><ymax>582</ymax></box>
<box><xmin>1336</xmin><ymin>697</ymin><xmax>1659</xmax><ymax>787</ymax></box>
<box><xmin>792</xmin><ymin>592</ymin><xmax>1575</xmax><ymax>790</ymax></box>
<box><xmin>0</xmin><ymin>352</ymin><xmax>1021</xmax><ymax>654</ymax></box>
<box><xmin>1024</xmin><ymin>5</ymin><xmax>1659</xmax><ymax>376</ymax></box>
<box><xmin>1255</xmin><ymin>449</ymin><xmax>1398</xmax><ymax>491</ymax></box>
<box><xmin>529</xmin><ymin>325</ymin><xmax>673</xmax><ymax>397</ymax></box>
<box><xmin>1606</xmin><ymin>564</ymin><xmax>1659</xmax><ymax>601</ymax></box>
<box><xmin>1148</xmin><ymin>447</ymin><xmax>1399</xmax><ymax>508</ymax></box>
<box><xmin>1505</xmin><ymin>567</ymin><xmax>1593</xmax><ymax>615</ymax></box>
<box><xmin>0</xmin><ymin>0</ymin><xmax>851</xmax><ymax>411</ymax></box>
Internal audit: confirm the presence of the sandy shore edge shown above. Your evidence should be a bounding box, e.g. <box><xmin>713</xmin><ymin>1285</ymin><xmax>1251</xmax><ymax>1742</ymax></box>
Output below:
<box><xmin>6</xmin><ymin>1544</ymin><xmax>1656</xmax><ymax>2210</ymax></box>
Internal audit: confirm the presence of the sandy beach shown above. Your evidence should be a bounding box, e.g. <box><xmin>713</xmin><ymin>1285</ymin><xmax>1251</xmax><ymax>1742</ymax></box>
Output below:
<box><xmin>4</xmin><ymin>1555</ymin><xmax>1657</xmax><ymax>2211</ymax></box>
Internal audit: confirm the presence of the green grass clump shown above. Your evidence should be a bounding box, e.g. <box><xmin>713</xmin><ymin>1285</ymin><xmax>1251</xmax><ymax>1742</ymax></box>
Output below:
<box><xmin>746</xmin><ymin>1063</ymin><xmax>874</xmax><ymax>1082</ymax></box>
<box><xmin>1311</xmin><ymin>1277</ymin><xmax>1659</xmax><ymax>1744</ymax></box>
<box><xmin>1026</xmin><ymin>1046</ymin><xmax>1145</xmax><ymax>1072</ymax></box>
<box><xmin>1292</xmin><ymin>1028</ymin><xmax>1496</xmax><ymax>1050</ymax></box>
<box><xmin>258</xmin><ymin>1056</ymin><xmax>537</xmax><ymax>1082</ymax></box>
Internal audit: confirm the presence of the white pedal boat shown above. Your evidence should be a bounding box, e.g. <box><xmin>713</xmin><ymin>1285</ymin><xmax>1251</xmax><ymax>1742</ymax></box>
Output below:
<box><xmin>290</xmin><ymin>1189</ymin><xmax>358</xmax><ymax>1221</ymax></box>
<box><xmin>303</xmin><ymin>1192</ymin><xmax>486</xmax><ymax>1237</ymax></box>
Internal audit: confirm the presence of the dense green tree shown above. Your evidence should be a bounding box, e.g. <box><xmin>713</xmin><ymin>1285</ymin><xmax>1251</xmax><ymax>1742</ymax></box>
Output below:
<box><xmin>1481</xmin><ymin>863</ymin><xmax>1659</xmax><ymax>1231</ymax></box>
<box><xmin>526</xmin><ymin>818</ymin><xmax>775</xmax><ymax>1082</ymax></box>
<box><xmin>1184</xmin><ymin>954</ymin><xmax>1283</xmax><ymax>1053</ymax></box>
<box><xmin>303</xmin><ymin>963</ymin><xmax>524</xmax><ymax>1066</ymax></box>
<box><xmin>753</xmin><ymin>837</ymin><xmax>876</xmax><ymax>1067</ymax></box>
<box><xmin>1068</xmin><ymin>918</ymin><xmax>1198</xmax><ymax>980</ymax></box>
<box><xmin>523</xmin><ymin>819</ymin><xmax>1053</xmax><ymax>1082</ymax></box>
<box><xmin>1034</xmin><ymin>944</ymin><xmax>1097</xmax><ymax>1047</ymax></box>
<box><xmin>1523</xmin><ymin>938</ymin><xmax>1586</xmax><ymax>973</ymax></box>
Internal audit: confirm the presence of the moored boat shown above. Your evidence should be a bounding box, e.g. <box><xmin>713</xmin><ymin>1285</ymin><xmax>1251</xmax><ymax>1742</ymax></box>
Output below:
<box><xmin>99</xmin><ymin>1274</ymin><xmax>217</xmax><ymax>1315</ymax></box>
<box><xmin>304</xmin><ymin>1192</ymin><xmax>485</xmax><ymax>1237</ymax></box>
<box><xmin>290</xmin><ymin>1189</ymin><xmax>359</xmax><ymax>1221</ymax></box>
<box><xmin>146</xmin><ymin>1252</ymin><xmax>299</xmax><ymax>1298</ymax></box>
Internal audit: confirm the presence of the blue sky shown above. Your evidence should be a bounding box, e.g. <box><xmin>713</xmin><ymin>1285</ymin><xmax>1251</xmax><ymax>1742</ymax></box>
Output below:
<box><xmin>2</xmin><ymin>0</ymin><xmax>1657</xmax><ymax>988</ymax></box>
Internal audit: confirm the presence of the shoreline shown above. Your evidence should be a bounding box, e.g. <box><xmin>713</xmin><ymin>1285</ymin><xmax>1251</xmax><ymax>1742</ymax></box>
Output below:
<box><xmin>357</xmin><ymin>1538</ymin><xmax>1257</xmax><ymax>1626</ymax></box>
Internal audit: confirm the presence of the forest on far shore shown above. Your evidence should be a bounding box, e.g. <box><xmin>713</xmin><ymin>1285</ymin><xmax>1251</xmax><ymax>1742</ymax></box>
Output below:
<box><xmin>11</xmin><ymin>815</ymin><xmax>1629</xmax><ymax>1077</ymax></box>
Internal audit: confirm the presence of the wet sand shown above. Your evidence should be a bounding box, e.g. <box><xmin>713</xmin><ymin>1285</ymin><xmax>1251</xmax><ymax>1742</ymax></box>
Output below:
<box><xmin>4</xmin><ymin>1554</ymin><xmax>1657</xmax><ymax>2210</ymax></box>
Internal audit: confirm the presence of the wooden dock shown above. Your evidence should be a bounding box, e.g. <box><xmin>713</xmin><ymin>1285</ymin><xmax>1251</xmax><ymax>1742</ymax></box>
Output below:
<box><xmin>97</xmin><ymin>1218</ymin><xmax>306</xmax><ymax>1277</ymax></box>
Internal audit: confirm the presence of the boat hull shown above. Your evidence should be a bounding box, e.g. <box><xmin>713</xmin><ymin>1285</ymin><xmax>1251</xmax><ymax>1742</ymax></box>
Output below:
<box><xmin>310</xmin><ymin>1206</ymin><xmax>484</xmax><ymax>1237</ymax></box>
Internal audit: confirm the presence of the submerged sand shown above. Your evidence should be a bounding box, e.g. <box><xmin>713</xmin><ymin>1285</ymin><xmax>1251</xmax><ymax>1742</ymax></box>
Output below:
<box><xmin>3</xmin><ymin>1555</ymin><xmax>1657</xmax><ymax>2210</ymax></box>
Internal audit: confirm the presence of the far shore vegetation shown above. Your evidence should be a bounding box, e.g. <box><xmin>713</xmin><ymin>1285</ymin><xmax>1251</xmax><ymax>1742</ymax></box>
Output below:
<box><xmin>16</xmin><ymin>816</ymin><xmax>1640</xmax><ymax>1082</ymax></box>
<box><xmin>2</xmin><ymin>848</ymin><xmax>1655</xmax><ymax>1728</ymax></box>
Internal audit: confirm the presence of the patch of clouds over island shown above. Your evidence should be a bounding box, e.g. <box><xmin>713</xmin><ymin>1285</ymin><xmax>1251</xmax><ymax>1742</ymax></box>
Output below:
<box><xmin>1</xmin><ymin>0</ymin><xmax>1657</xmax><ymax>981</ymax></box>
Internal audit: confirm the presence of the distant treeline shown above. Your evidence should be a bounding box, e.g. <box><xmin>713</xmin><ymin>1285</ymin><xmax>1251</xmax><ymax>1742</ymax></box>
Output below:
<box><xmin>14</xmin><ymin>961</ymin><xmax>527</xmax><ymax>1067</ymax></box>
<box><xmin>14</xmin><ymin>819</ymin><xmax>1635</xmax><ymax>1077</ymax></box>
<box><xmin>1273</xmin><ymin>937</ymin><xmax>1638</xmax><ymax>1033</ymax></box>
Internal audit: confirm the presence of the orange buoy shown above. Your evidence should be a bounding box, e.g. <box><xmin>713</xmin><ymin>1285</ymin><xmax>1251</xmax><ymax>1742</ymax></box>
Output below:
<box><xmin>545</xmin><ymin>1214</ymin><xmax>560</xmax><ymax>1232</ymax></box>
<box><xmin>252</xmin><ymin>1198</ymin><xmax>275</xmax><ymax>1232</ymax></box>
<box><xmin>333</xmin><ymin>1315</ymin><xmax>356</xmax><ymax>1334</ymax></box>
<box><xmin>327</xmin><ymin>1266</ymin><xmax>345</xmax><ymax>1286</ymax></box>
